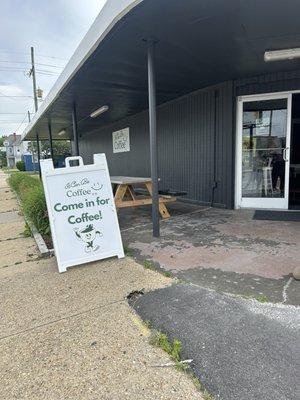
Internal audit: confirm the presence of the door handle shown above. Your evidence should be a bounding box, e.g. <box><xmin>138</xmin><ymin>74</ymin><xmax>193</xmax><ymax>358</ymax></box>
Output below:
<box><xmin>283</xmin><ymin>147</ymin><xmax>289</xmax><ymax>162</ymax></box>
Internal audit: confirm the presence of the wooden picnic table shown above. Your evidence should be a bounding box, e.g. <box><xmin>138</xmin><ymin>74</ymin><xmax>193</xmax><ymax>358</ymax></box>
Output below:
<box><xmin>110</xmin><ymin>176</ymin><xmax>176</xmax><ymax>219</ymax></box>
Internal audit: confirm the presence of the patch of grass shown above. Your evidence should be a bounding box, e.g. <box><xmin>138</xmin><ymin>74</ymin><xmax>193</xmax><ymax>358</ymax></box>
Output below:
<box><xmin>150</xmin><ymin>330</ymin><xmax>182</xmax><ymax>362</ymax></box>
<box><xmin>143</xmin><ymin>320</ymin><xmax>152</xmax><ymax>329</ymax></box>
<box><xmin>143</xmin><ymin>260</ymin><xmax>173</xmax><ymax>279</ymax></box>
<box><xmin>143</xmin><ymin>259</ymin><xmax>155</xmax><ymax>270</ymax></box>
<box><xmin>124</xmin><ymin>246</ymin><xmax>133</xmax><ymax>257</ymax></box>
<box><xmin>2</xmin><ymin>167</ymin><xmax>18</xmax><ymax>174</ymax></box>
<box><xmin>149</xmin><ymin>329</ymin><xmax>214</xmax><ymax>399</ymax></box>
<box><xmin>202</xmin><ymin>390</ymin><xmax>214</xmax><ymax>400</ymax></box>
<box><xmin>241</xmin><ymin>293</ymin><xmax>269</xmax><ymax>304</ymax></box>
<box><xmin>23</xmin><ymin>223</ymin><xmax>32</xmax><ymax>238</ymax></box>
<box><xmin>191</xmin><ymin>375</ymin><xmax>202</xmax><ymax>390</ymax></box>
<box><xmin>143</xmin><ymin>260</ymin><xmax>160</xmax><ymax>272</ymax></box>
<box><xmin>255</xmin><ymin>294</ymin><xmax>268</xmax><ymax>303</ymax></box>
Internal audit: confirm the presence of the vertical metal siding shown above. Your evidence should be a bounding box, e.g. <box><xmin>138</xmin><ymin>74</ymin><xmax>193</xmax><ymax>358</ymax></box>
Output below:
<box><xmin>77</xmin><ymin>69</ymin><xmax>300</xmax><ymax>209</ymax></box>
<box><xmin>235</xmin><ymin>69</ymin><xmax>300</xmax><ymax>96</ymax></box>
<box><xmin>79</xmin><ymin>81</ymin><xmax>234</xmax><ymax>208</ymax></box>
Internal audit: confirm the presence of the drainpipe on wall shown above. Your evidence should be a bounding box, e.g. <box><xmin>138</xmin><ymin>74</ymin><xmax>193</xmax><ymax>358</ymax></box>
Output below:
<box><xmin>211</xmin><ymin>89</ymin><xmax>219</xmax><ymax>207</ymax></box>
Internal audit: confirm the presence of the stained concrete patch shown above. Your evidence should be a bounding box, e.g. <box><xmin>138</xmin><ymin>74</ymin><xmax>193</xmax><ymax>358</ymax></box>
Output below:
<box><xmin>121</xmin><ymin>204</ymin><xmax>300</xmax><ymax>304</ymax></box>
<box><xmin>0</xmin><ymin>198</ymin><xmax>18</xmax><ymax>213</ymax></box>
<box><xmin>0</xmin><ymin>193</ymin><xmax>16</xmax><ymax>201</ymax></box>
<box><xmin>0</xmin><ymin>220</ymin><xmax>25</xmax><ymax>241</ymax></box>
<box><xmin>132</xmin><ymin>284</ymin><xmax>300</xmax><ymax>400</ymax></box>
<box><xmin>0</xmin><ymin>210</ymin><xmax>23</xmax><ymax>224</ymax></box>
<box><xmin>175</xmin><ymin>267</ymin><xmax>299</xmax><ymax>305</ymax></box>
<box><xmin>131</xmin><ymin>239</ymin><xmax>297</xmax><ymax>279</ymax></box>
<box><xmin>0</xmin><ymin>236</ymin><xmax>38</xmax><ymax>267</ymax></box>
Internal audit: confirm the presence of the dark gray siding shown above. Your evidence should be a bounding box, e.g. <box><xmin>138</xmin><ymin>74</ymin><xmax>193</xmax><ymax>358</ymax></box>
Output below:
<box><xmin>235</xmin><ymin>69</ymin><xmax>300</xmax><ymax>96</ymax></box>
<box><xmin>79</xmin><ymin>81</ymin><xmax>234</xmax><ymax>208</ymax></box>
<box><xmin>77</xmin><ymin>69</ymin><xmax>300</xmax><ymax>209</ymax></box>
<box><xmin>79</xmin><ymin>112</ymin><xmax>151</xmax><ymax>176</ymax></box>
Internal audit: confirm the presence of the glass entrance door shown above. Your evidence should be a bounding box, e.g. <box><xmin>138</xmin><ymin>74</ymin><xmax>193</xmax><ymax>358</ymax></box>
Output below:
<box><xmin>236</xmin><ymin>94</ymin><xmax>291</xmax><ymax>209</ymax></box>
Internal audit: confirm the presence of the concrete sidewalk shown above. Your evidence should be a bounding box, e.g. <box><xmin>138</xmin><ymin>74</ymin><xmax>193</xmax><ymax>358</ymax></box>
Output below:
<box><xmin>0</xmin><ymin>171</ymin><xmax>203</xmax><ymax>400</ymax></box>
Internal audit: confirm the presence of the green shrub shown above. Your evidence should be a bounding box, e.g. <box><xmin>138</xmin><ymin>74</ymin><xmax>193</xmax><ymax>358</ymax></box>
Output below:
<box><xmin>8</xmin><ymin>172</ymin><xmax>29</xmax><ymax>193</ymax></box>
<box><xmin>16</xmin><ymin>160</ymin><xmax>25</xmax><ymax>171</ymax></box>
<box><xmin>8</xmin><ymin>172</ymin><xmax>50</xmax><ymax>236</ymax></box>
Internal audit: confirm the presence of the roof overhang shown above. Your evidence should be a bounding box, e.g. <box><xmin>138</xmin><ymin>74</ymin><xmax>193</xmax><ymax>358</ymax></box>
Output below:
<box><xmin>22</xmin><ymin>0</ymin><xmax>300</xmax><ymax>141</ymax></box>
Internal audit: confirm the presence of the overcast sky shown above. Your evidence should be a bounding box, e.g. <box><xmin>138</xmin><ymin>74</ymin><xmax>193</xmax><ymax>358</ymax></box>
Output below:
<box><xmin>0</xmin><ymin>0</ymin><xmax>107</xmax><ymax>137</ymax></box>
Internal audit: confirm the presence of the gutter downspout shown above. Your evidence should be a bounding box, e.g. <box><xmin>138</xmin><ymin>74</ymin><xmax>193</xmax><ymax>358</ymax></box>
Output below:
<box><xmin>211</xmin><ymin>89</ymin><xmax>219</xmax><ymax>207</ymax></box>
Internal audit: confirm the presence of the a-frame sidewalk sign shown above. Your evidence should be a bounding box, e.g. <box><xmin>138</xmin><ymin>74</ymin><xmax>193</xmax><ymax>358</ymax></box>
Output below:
<box><xmin>40</xmin><ymin>154</ymin><xmax>124</xmax><ymax>273</ymax></box>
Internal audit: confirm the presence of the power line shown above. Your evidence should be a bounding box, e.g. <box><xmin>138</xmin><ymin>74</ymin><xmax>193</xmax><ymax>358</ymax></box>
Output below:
<box><xmin>0</xmin><ymin>121</ymin><xmax>28</xmax><ymax>123</ymax></box>
<box><xmin>0</xmin><ymin>67</ymin><xmax>29</xmax><ymax>71</ymax></box>
<box><xmin>0</xmin><ymin>91</ymin><xmax>33</xmax><ymax>103</ymax></box>
<box><xmin>0</xmin><ymin>95</ymin><xmax>33</xmax><ymax>98</ymax></box>
<box><xmin>36</xmin><ymin>62</ymin><xmax>64</xmax><ymax>69</ymax></box>
<box><xmin>0</xmin><ymin>60</ymin><xmax>64</xmax><ymax>69</ymax></box>
<box><xmin>0</xmin><ymin>113</ymin><xmax>30</xmax><ymax>133</ymax></box>
<box><xmin>36</xmin><ymin>53</ymin><xmax>67</xmax><ymax>62</ymax></box>
<box><xmin>0</xmin><ymin>60</ymin><xmax>29</xmax><ymax>64</ymax></box>
<box><xmin>36</xmin><ymin>69</ymin><xmax>60</xmax><ymax>74</ymax></box>
<box><xmin>0</xmin><ymin>68</ymin><xmax>60</xmax><ymax>76</ymax></box>
<box><xmin>0</xmin><ymin>50</ymin><xmax>67</xmax><ymax>61</ymax></box>
<box><xmin>15</xmin><ymin>113</ymin><xmax>29</xmax><ymax>133</ymax></box>
<box><xmin>0</xmin><ymin>112</ymin><xmax>33</xmax><ymax>115</ymax></box>
<box><xmin>0</xmin><ymin>67</ymin><xmax>60</xmax><ymax>73</ymax></box>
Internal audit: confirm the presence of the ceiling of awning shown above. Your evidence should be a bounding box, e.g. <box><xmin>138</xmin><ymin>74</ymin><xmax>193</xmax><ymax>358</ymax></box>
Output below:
<box><xmin>24</xmin><ymin>0</ymin><xmax>300</xmax><ymax>140</ymax></box>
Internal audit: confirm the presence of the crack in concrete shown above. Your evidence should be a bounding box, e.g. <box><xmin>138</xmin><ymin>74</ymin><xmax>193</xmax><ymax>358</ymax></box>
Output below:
<box><xmin>0</xmin><ymin>209</ymin><xmax>18</xmax><ymax>214</ymax></box>
<box><xmin>0</xmin><ymin>298</ymin><xmax>125</xmax><ymax>342</ymax></box>
<box><xmin>0</xmin><ymin>236</ymin><xmax>24</xmax><ymax>243</ymax></box>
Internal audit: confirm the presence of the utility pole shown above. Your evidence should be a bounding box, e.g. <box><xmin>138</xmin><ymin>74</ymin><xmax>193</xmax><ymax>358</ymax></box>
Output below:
<box><xmin>29</xmin><ymin>46</ymin><xmax>41</xmax><ymax>177</ymax></box>
<box><xmin>30</xmin><ymin>47</ymin><xmax>38</xmax><ymax>113</ymax></box>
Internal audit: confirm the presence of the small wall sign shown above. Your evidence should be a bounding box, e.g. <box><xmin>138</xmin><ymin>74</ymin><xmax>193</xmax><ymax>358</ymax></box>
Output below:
<box><xmin>40</xmin><ymin>154</ymin><xmax>124</xmax><ymax>273</ymax></box>
<box><xmin>112</xmin><ymin>128</ymin><xmax>130</xmax><ymax>153</ymax></box>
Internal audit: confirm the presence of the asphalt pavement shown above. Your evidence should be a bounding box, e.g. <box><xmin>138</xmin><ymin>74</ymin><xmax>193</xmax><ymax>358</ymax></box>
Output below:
<box><xmin>132</xmin><ymin>284</ymin><xmax>300</xmax><ymax>400</ymax></box>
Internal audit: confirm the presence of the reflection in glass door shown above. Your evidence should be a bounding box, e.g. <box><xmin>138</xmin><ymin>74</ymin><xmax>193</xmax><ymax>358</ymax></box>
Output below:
<box><xmin>236</xmin><ymin>94</ymin><xmax>291</xmax><ymax>209</ymax></box>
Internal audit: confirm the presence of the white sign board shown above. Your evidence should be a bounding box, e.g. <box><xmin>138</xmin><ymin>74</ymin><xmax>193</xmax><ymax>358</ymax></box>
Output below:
<box><xmin>255</xmin><ymin>117</ymin><xmax>270</xmax><ymax>135</ymax></box>
<box><xmin>112</xmin><ymin>128</ymin><xmax>130</xmax><ymax>153</ymax></box>
<box><xmin>40</xmin><ymin>154</ymin><xmax>124</xmax><ymax>273</ymax></box>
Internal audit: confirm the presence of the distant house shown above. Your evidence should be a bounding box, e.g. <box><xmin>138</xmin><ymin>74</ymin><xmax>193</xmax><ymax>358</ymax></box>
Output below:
<box><xmin>5</xmin><ymin>134</ymin><xmax>30</xmax><ymax>168</ymax></box>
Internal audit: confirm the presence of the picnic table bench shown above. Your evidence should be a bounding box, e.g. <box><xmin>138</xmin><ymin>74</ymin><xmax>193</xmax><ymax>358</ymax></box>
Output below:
<box><xmin>110</xmin><ymin>176</ymin><xmax>176</xmax><ymax>219</ymax></box>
